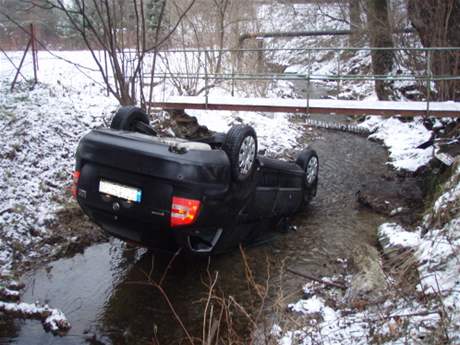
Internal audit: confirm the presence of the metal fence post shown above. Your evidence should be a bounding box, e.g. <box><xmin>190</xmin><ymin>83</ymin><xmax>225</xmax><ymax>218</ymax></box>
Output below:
<box><xmin>204</xmin><ymin>53</ymin><xmax>209</xmax><ymax>109</ymax></box>
<box><xmin>162</xmin><ymin>72</ymin><xmax>167</xmax><ymax>102</ymax></box>
<box><xmin>426</xmin><ymin>50</ymin><xmax>432</xmax><ymax>118</ymax></box>
<box><xmin>306</xmin><ymin>49</ymin><xmax>312</xmax><ymax>116</ymax></box>
<box><xmin>231</xmin><ymin>52</ymin><xmax>235</xmax><ymax>97</ymax></box>
<box><xmin>337</xmin><ymin>50</ymin><xmax>341</xmax><ymax>98</ymax></box>
<box><xmin>104</xmin><ymin>49</ymin><xmax>109</xmax><ymax>96</ymax></box>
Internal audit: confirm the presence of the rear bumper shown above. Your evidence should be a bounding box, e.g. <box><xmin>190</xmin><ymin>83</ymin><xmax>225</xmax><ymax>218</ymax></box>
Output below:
<box><xmin>81</xmin><ymin>205</ymin><xmax>232</xmax><ymax>254</ymax></box>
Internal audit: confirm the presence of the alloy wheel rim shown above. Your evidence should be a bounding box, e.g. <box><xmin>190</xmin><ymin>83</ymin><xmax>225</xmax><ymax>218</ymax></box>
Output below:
<box><xmin>238</xmin><ymin>136</ymin><xmax>256</xmax><ymax>175</ymax></box>
<box><xmin>306</xmin><ymin>156</ymin><xmax>318</xmax><ymax>185</ymax></box>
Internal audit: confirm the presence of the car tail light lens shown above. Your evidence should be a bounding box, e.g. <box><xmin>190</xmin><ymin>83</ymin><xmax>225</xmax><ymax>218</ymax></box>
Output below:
<box><xmin>71</xmin><ymin>171</ymin><xmax>80</xmax><ymax>198</ymax></box>
<box><xmin>171</xmin><ymin>196</ymin><xmax>201</xmax><ymax>227</ymax></box>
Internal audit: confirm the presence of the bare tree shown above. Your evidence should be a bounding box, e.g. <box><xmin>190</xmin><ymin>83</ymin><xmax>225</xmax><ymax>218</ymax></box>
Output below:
<box><xmin>407</xmin><ymin>0</ymin><xmax>460</xmax><ymax>101</ymax></box>
<box><xmin>157</xmin><ymin>0</ymin><xmax>258</xmax><ymax>96</ymax></box>
<box><xmin>349</xmin><ymin>0</ymin><xmax>362</xmax><ymax>45</ymax></box>
<box><xmin>366</xmin><ymin>0</ymin><xmax>394</xmax><ymax>100</ymax></box>
<box><xmin>14</xmin><ymin>0</ymin><xmax>197</xmax><ymax>108</ymax></box>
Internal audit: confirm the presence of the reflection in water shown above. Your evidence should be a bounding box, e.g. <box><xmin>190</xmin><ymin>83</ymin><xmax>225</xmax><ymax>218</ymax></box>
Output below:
<box><xmin>7</xmin><ymin>126</ymin><xmax>393</xmax><ymax>344</ymax></box>
<box><xmin>0</xmin><ymin>315</ymin><xmax>19</xmax><ymax>341</ymax></box>
<box><xmin>99</xmin><ymin>250</ymin><xmax>211</xmax><ymax>344</ymax></box>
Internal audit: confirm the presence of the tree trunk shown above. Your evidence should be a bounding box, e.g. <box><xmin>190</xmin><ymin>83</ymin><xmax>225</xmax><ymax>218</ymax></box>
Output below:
<box><xmin>367</xmin><ymin>0</ymin><xmax>394</xmax><ymax>100</ymax></box>
<box><xmin>349</xmin><ymin>0</ymin><xmax>362</xmax><ymax>46</ymax></box>
<box><xmin>407</xmin><ymin>0</ymin><xmax>460</xmax><ymax>101</ymax></box>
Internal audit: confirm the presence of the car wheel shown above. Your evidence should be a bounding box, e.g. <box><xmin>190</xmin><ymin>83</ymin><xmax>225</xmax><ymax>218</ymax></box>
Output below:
<box><xmin>111</xmin><ymin>106</ymin><xmax>156</xmax><ymax>135</ymax></box>
<box><xmin>223</xmin><ymin>125</ymin><xmax>258</xmax><ymax>182</ymax></box>
<box><xmin>296</xmin><ymin>148</ymin><xmax>319</xmax><ymax>203</ymax></box>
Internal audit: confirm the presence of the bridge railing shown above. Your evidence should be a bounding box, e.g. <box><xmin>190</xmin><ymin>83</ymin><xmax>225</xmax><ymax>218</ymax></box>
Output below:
<box><xmin>147</xmin><ymin>47</ymin><xmax>460</xmax><ymax>115</ymax></box>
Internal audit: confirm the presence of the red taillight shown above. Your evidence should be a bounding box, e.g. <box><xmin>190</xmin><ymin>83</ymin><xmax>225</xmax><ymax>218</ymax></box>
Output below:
<box><xmin>71</xmin><ymin>171</ymin><xmax>80</xmax><ymax>198</ymax></box>
<box><xmin>170</xmin><ymin>196</ymin><xmax>201</xmax><ymax>227</ymax></box>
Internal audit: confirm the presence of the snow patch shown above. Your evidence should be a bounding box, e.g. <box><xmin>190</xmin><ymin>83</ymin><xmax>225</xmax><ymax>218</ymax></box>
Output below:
<box><xmin>359</xmin><ymin>116</ymin><xmax>433</xmax><ymax>171</ymax></box>
<box><xmin>0</xmin><ymin>301</ymin><xmax>70</xmax><ymax>333</ymax></box>
<box><xmin>0</xmin><ymin>51</ymin><xmax>117</xmax><ymax>275</ymax></box>
<box><xmin>378</xmin><ymin>223</ymin><xmax>421</xmax><ymax>248</ymax></box>
<box><xmin>377</xmin><ymin>161</ymin><xmax>460</xmax><ymax>342</ymax></box>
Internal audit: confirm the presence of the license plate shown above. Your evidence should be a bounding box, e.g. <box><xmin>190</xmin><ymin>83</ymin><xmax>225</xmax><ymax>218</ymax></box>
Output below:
<box><xmin>99</xmin><ymin>180</ymin><xmax>142</xmax><ymax>203</ymax></box>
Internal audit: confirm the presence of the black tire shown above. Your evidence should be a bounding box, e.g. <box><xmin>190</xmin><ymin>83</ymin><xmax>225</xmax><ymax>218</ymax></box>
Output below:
<box><xmin>296</xmin><ymin>148</ymin><xmax>319</xmax><ymax>203</ymax></box>
<box><xmin>111</xmin><ymin>106</ymin><xmax>150</xmax><ymax>131</ymax></box>
<box><xmin>223</xmin><ymin>125</ymin><xmax>258</xmax><ymax>182</ymax></box>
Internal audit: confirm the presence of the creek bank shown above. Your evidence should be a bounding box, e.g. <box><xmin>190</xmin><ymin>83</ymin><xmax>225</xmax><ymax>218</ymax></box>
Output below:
<box><xmin>1</xmin><ymin>199</ymin><xmax>107</xmax><ymax>275</ymax></box>
<box><xmin>356</xmin><ymin>172</ymin><xmax>424</xmax><ymax>225</ymax></box>
<box><xmin>273</xmin><ymin>119</ymin><xmax>460</xmax><ymax>344</ymax></box>
<box><xmin>0</xmin><ymin>201</ymin><xmax>106</xmax><ymax>335</ymax></box>
<box><xmin>354</xmin><ymin>116</ymin><xmax>458</xmax><ymax>226</ymax></box>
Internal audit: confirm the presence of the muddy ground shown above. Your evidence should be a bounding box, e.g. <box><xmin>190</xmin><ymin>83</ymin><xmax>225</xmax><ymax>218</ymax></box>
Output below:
<box><xmin>8</xmin><ymin>200</ymin><xmax>107</xmax><ymax>275</ymax></box>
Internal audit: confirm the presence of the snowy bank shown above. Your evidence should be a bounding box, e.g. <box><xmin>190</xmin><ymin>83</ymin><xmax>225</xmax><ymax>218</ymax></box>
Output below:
<box><xmin>0</xmin><ymin>301</ymin><xmax>70</xmax><ymax>333</ymax></box>
<box><xmin>273</xmin><ymin>159</ymin><xmax>460</xmax><ymax>344</ymax></box>
<box><xmin>359</xmin><ymin>116</ymin><xmax>434</xmax><ymax>172</ymax></box>
<box><xmin>1</xmin><ymin>51</ymin><xmax>117</xmax><ymax>276</ymax></box>
<box><xmin>378</xmin><ymin>160</ymin><xmax>460</xmax><ymax>341</ymax></box>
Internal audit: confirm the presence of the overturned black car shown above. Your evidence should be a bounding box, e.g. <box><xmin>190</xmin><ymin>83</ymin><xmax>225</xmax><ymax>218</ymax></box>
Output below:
<box><xmin>73</xmin><ymin>106</ymin><xmax>319</xmax><ymax>254</ymax></box>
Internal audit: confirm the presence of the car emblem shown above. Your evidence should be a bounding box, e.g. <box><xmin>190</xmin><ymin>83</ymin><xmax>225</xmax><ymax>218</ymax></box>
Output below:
<box><xmin>112</xmin><ymin>202</ymin><xmax>120</xmax><ymax>212</ymax></box>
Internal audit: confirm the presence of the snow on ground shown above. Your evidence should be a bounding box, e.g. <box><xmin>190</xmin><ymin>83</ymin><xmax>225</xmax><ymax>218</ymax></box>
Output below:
<box><xmin>358</xmin><ymin>115</ymin><xmax>434</xmax><ymax>171</ymax></box>
<box><xmin>381</xmin><ymin>161</ymin><xmax>460</xmax><ymax>341</ymax></box>
<box><xmin>189</xmin><ymin>107</ymin><xmax>300</xmax><ymax>155</ymax></box>
<box><xmin>273</xmin><ymin>271</ymin><xmax>443</xmax><ymax>344</ymax></box>
<box><xmin>0</xmin><ymin>51</ymin><xmax>117</xmax><ymax>275</ymax></box>
<box><xmin>0</xmin><ymin>300</ymin><xmax>71</xmax><ymax>333</ymax></box>
<box><xmin>186</xmin><ymin>88</ymin><xmax>301</xmax><ymax>155</ymax></box>
<box><xmin>378</xmin><ymin>223</ymin><xmax>421</xmax><ymax>248</ymax></box>
<box><xmin>275</xmin><ymin>296</ymin><xmax>441</xmax><ymax>345</ymax></box>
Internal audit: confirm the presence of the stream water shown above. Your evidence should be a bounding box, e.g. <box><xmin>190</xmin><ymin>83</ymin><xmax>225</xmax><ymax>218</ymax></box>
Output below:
<box><xmin>2</xmin><ymin>120</ymin><xmax>394</xmax><ymax>345</ymax></box>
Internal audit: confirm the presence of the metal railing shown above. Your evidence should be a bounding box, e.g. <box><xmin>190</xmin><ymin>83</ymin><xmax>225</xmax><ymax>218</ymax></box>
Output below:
<box><xmin>148</xmin><ymin>47</ymin><xmax>460</xmax><ymax>116</ymax></box>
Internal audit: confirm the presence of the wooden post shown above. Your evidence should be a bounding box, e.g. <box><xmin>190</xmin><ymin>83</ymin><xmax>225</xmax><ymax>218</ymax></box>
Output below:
<box><xmin>1</xmin><ymin>47</ymin><xmax>26</xmax><ymax>82</ymax></box>
<box><xmin>11</xmin><ymin>40</ymin><xmax>32</xmax><ymax>91</ymax></box>
<box><xmin>30</xmin><ymin>24</ymin><xmax>38</xmax><ymax>85</ymax></box>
